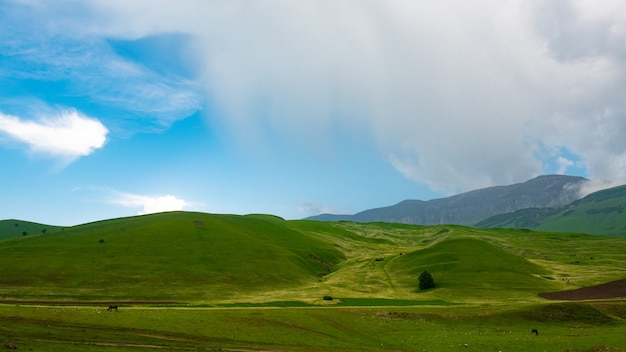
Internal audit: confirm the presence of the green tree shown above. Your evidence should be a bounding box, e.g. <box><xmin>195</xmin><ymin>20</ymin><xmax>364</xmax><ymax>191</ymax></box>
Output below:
<box><xmin>418</xmin><ymin>270</ymin><xmax>435</xmax><ymax>290</ymax></box>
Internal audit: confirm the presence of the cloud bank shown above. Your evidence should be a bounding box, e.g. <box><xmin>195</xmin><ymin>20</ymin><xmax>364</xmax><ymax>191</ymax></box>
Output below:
<box><xmin>0</xmin><ymin>109</ymin><xmax>108</xmax><ymax>162</ymax></box>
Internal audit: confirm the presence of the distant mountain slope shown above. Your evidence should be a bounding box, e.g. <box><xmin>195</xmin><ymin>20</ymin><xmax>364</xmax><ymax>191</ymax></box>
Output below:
<box><xmin>477</xmin><ymin>184</ymin><xmax>626</xmax><ymax>236</ymax></box>
<box><xmin>308</xmin><ymin>175</ymin><xmax>588</xmax><ymax>225</ymax></box>
<box><xmin>473</xmin><ymin>207</ymin><xmax>557</xmax><ymax>229</ymax></box>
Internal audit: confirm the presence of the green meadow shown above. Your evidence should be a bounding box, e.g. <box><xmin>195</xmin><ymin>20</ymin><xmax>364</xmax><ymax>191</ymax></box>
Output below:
<box><xmin>1</xmin><ymin>212</ymin><xmax>626</xmax><ymax>351</ymax></box>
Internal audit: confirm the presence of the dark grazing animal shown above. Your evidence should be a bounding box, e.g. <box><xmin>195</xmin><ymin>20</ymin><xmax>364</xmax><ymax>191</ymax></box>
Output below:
<box><xmin>531</xmin><ymin>329</ymin><xmax>538</xmax><ymax>336</ymax></box>
<box><xmin>107</xmin><ymin>305</ymin><xmax>118</xmax><ymax>312</ymax></box>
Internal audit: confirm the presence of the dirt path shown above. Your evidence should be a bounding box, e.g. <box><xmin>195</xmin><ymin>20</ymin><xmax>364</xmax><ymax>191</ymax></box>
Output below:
<box><xmin>539</xmin><ymin>279</ymin><xmax>626</xmax><ymax>300</ymax></box>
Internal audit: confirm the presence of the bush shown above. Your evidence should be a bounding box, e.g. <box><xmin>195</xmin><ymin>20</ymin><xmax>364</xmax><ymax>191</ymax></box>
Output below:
<box><xmin>418</xmin><ymin>270</ymin><xmax>435</xmax><ymax>290</ymax></box>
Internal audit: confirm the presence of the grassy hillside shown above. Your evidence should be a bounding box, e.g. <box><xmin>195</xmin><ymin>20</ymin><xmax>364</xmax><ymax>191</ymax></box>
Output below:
<box><xmin>474</xmin><ymin>207</ymin><xmax>557</xmax><ymax>229</ymax></box>
<box><xmin>0</xmin><ymin>219</ymin><xmax>64</xmax><ymax>241</ymax></box>
<box><xmin>536</xmin><ymin>185</ymin><xmax>626</xmax><ymax>235</ymax></box>
<box><xmin>387</xmin><ymin>238</ymin><xmax>553</xmax><ymax>300</ymax></box>
<box><xmin>2</xmin><ymin>213</ymin><xmax>626</xmax><ymax>351</ymax></box>
<box><xmin>1</xmin><ymin>212</ymin><xmax>626</xmax><ymax>305</ymax></box>
<box><xmin>0</xmin><ymin>212</ymin><xmax>344</xmax><ymax>302</ymax></box>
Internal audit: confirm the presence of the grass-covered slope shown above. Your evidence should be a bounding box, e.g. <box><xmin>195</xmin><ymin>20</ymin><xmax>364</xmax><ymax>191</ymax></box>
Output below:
<box><xmin>536</xmin><ymin>185</ymin><xmax>626</xmax><ymax>236</ymax></box>
<box><xmin>387</xmin><ymin>238</ymin><xmax>554</xmax><ymax>299</ymax></box>
<box><xmin>474</xmin><ymin>207</ymin><xmax>557</xmax><ymax>229</ymax></box>
<box><xmin>1</xmin><ymin>212</ymin><xmax>626</xmax><ymax>304</ymax></box>
<box><xmin>0</xmin><ymin>219</ymin><xmax>63</xmax><ymax>241</ymax></box>
<box><xmin>0</xmin><ymin>212</ymin><xmax>344</xmax><ymax>301</ymax></box>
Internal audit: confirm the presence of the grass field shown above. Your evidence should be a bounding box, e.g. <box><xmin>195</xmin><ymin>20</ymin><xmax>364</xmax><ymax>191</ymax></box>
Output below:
<box><xmin>1</xmin><ymin>212</ymin><xmax>626</xmax><ymax>351</ymax></box>
<box><xmin>2</xmin><ymin>303</ymin><xmax>625</xmax><ymax>351</ymax></box>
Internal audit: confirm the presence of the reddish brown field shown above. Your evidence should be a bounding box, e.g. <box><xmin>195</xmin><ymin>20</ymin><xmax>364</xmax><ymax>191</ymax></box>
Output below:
<box><xmin>540</xmin><ymin>279</ymin><xmax>626</xmax><ymax>300</ymax></box>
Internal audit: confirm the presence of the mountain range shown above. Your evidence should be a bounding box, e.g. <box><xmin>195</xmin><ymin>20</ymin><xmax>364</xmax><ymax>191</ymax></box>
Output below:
<box><xmin>307</xmin><ymin>175</ymin><xmax>588</xmax><ymax>224</ymax></box>
<box><xmin>476</xmin><ymin>183</ymin><xmax>626</xmax><ymax>236</ymax></box>
<box><xmin>306</xmin><ymin>174</ymin><xmax>626</xmax><ymax>236</ymax></box>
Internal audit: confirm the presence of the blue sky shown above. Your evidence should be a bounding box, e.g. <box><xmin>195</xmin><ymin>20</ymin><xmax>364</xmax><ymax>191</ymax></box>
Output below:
<box><xmin>1</xmin><ymin>1</ymin><xmax>625</xmax><ymax>226</ymax></box>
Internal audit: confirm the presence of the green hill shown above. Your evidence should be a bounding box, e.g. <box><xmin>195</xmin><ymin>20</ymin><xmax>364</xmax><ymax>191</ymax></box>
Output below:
<box><xmin>476</xmin><ymin>185</ymin><xmax>626</xmax><ymax>236</ymax></box>
<box><xmin>0</xmin><ymin>219</ymin><xmax>64</xmax><ymax>241</ymax></box>
<box><xmin>0</xmin><ymin>212</ymin><xmax>344</xmax><ymax>302</ymax></box>
<box><xmin>387</xmin><ymin>237</ymin><xmax>553</xmax><ymax>300</ymax></box>
<box><xmin>536</xmin><ymin>185</ymin><xmax>626</xmax><ymax>235</ymax></box>
<box><xmin>1</xmin><ymin>212</ymin><xmax>626</xmax><ymax>304</ymax></box>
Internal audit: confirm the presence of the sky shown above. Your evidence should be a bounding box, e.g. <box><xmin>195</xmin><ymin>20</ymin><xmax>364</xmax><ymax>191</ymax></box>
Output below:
<box><xmin>1</xmin><ymin>0</ymin><xmax>626</xmax><ymax>226</ymax></box>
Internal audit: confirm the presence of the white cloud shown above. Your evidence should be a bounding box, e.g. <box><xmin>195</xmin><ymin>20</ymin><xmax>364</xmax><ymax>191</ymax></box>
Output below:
<box><xmin>577</xmin><ymin>178</ymin><xmax>626</xmax><ymax>198</ymax></box>
<box><xmin>555</xmin><ymin>157</ymin><xmax>574</xmax><ymax>175</ymax></box>
<box><xmin>110</xmin><ymin>192</ymin><xmax>188</xmax><ymax>215</ymax></box>
<box><xmin>0</xmin><ymin>109</ymin><xmax>108</xmax><ymax>162</ymax></box>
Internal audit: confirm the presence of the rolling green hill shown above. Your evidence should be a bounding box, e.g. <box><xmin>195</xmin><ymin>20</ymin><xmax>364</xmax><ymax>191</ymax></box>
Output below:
<box><xmin>387</xmin><ymin>238</ymin><xmax>553</xmax><ymax>300</ymax></box>
<box><xmin>0</xmin><ymin>219</ymin><xmax>64</xmax><ymax>241</ymax></box>
<box><xmin>0</xmin><ymin>212</ymin><xmax>344</xmax><ymax>302</ymax></box>
<box><xmin>476</xmin><ymin>184</ymin><xmax>626</xmax><ymax>236</ymax></box>
<box><xmin>1</xmin><ymin>211</ymin><xmax>626</xmax><ymax>304</ymax></box>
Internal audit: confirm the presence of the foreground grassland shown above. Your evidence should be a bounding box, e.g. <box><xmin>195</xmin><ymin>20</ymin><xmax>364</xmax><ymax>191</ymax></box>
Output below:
<box><xmin>2</xmin><ymin>303</ymin><xmax>626</xmax><ymax>351</ymax></box>
<box><xmin>1</xmin><ymin>212</ymin><xmax>626</xmax><ymax>351</ymax></box>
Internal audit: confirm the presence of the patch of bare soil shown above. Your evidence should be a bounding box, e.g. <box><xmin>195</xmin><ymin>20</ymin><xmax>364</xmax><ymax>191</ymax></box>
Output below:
<box><xmin>540</xmin><ymin>279</ymin><xmax>626</xmax><ymax>300</ymax></box>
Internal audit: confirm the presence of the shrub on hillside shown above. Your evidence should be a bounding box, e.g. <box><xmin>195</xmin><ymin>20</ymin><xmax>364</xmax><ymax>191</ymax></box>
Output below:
<box><xmin>419</xmin><ymin>270</ymin><xmax>435</xmax><ymax>290</ymax></box>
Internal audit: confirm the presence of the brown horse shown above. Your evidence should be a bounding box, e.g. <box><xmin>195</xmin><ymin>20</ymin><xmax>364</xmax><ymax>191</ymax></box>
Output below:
<box><xmin>107</xmin><ymin>305</ymin><xmax>118</xmax><ymax>312</ymax></box>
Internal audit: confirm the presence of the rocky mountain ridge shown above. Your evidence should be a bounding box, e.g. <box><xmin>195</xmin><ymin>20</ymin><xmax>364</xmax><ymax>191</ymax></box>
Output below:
<box><xmin>307</xmin><ymin>175</ymin><xmax>588</xmax><ymax>225</ymax></box>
